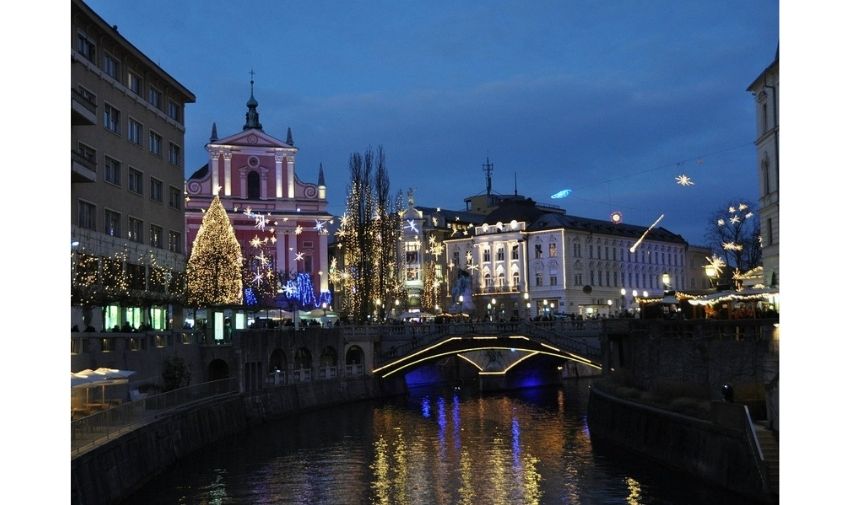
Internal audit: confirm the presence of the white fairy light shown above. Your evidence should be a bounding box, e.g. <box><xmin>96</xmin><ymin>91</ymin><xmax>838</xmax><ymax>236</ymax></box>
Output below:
<box><xmin>675</xmin><ymin>174</ymin><xmax>694</xmax><ymax>186</ymax></box>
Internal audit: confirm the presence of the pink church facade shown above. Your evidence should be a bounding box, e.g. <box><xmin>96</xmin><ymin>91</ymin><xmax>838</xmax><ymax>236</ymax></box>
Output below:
<box><xmin>184</xmin><ymin>88</ymin><xmax>331</xmax><ymax>303</ymax></box>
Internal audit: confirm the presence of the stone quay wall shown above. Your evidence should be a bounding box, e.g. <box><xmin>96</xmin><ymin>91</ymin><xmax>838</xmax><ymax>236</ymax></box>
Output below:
<box><xmin>71</xmin><ymin>376</ymin><xmax>405</xmax><ymax>505</ymax></box>
<box><xmin>588</xmin><ymin>386</ymin><xmax>772</xmax><ymax>503</ymax></box>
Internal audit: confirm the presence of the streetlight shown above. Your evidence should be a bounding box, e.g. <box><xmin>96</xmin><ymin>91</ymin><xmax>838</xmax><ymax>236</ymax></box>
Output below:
<box><xmin>705</xmin><ymin>264</ymin><xmax>717</xmax><ymax>289</ymax></box>
<box><xmin>661</xmin><ymin>272</ymin><xmax>671</xmax><ymax>291</ymax></box>
<box><xmin>607</xmin><ymin>299</ymin><xmax>613</xmax><ymax>317</ymax></box>
<box><xmin>491</xmin><ymin>297</ymin><xmax>497</xmax><ymax>321</ymax></box>
<box><xmin>543</xmin><ymin>299</ymin><xmax>548</xmax><ymax>319</ymax></box>
<box><xmin>458</xmin><ymin>294</ymin><xmax>464</xmax><ymax>314</ymax></box>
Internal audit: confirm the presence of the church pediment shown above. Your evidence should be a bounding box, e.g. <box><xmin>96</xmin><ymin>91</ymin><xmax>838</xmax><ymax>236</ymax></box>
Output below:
<box><xmin>210</xmin><ymin>129</ymin><xmax>295</xmax><ymax>150</ymax></box>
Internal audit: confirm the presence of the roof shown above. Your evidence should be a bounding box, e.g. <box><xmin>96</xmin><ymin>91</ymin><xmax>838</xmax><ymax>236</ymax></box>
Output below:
<box><xmin>529</xmin><ymin>213</ymin><xmax>687</xmax><ymax>244</ymax></box>
<box><xmin>746</xmin><ymin>47</ymin><xmax>779</xmax><ymax>91</ymax></box>
<box><xmin>189</xmin><ymin>163</ymin><xmax>208</xmax><ymax>180</ymax></box>
<box><xmin>415</xmin><ymin>206</ymin><xmax>485</xmax><ymax>226</ymax></box>
<box><xmin>483</xmin><ymin>198</ymin><xmax>547</xmax><ymax>224</ymax></box>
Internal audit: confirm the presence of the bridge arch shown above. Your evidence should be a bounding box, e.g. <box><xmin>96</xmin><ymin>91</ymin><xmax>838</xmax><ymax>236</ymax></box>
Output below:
<box><xmin>269</xmin><ymin>348</ymin><xmax>288</xmax><ymax>373</ymax></box>
<box><xmin>207</xmin><ymin>359</ymin><xmax>229</xmax><ymax>381</ymax></box>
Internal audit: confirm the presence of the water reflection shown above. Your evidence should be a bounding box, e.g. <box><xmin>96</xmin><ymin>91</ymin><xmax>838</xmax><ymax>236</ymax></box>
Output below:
<box><xmin>123</xmin><ymin>381</ymin><xmax>762</xmax><ymax>505</ymax></box>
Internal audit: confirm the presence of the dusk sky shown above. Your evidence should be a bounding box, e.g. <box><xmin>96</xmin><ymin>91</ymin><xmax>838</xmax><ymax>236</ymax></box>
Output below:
<box><xmin>85</xmin><ymin>0</ymin><xmax>778</xmax><ymax>246</ymax></box>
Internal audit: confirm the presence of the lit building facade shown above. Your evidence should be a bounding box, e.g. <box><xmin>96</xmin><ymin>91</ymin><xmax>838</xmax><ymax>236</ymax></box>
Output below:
<box><xmin>748</xmin><ymin>49</ymin><xmax>779</xmax><ymax>288</ymax></box>
<box><xmin>445</xmin><ymin>199</ymin><xmax>690</xmax><ymax>320</ymax></box>
<box><xmin>184</xmin><ymin>87</ymin><xmax>332</xmax><ymax>305</ymax></box>
<box><xmin>71</xmin><ymin>0</ymin><xmax>195</xmax><ymax>331</ymax></box>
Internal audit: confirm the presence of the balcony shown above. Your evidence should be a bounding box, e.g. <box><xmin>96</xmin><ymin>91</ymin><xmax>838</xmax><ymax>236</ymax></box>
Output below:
<box><xmin>72</xmin><ymin>88</ymin><xmax>97</xmax><ymax>125</ymax></box>
<box><xmin>474</xmin><ymin>284</ymin><xmax>522</xmax><ymax>295</ymax></box>
<box><xmin>71</xmin><ymin>149</ymin><xmax>97</xmax><ymax>183</ymax></box>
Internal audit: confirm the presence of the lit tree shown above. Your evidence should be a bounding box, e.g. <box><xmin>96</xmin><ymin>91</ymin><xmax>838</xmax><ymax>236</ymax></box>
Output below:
<box><xmin>705</xmin><ymin>200</ymin><xmax>762</xmax><ymax>273</ymax></box>
<box><xmin>339</xmin><ymin>146</ymin><xmax>404</xmax><ymax>322</ymax></box>
<box><xmin>186</xmin><ymin>195</ymin><xmax>244</xmax><ymax>306</ymax></box>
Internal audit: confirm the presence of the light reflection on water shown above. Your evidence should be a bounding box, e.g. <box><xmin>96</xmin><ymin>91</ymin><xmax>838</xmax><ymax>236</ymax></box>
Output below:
<box><xmin>122</xmin><ymin>380</ymin><xmax>760</xmax><ymax>505</ymax></box>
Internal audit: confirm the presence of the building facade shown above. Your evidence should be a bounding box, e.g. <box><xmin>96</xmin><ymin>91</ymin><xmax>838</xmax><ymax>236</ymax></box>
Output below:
<box><xmin>71</xmin><ymin>0</ymin><xmax>195</xmax><ymax>331</ymax></box>
<box><xmin>748</xmin><ymin>49</ymin><xmax>779</xmax><ymax>288</ymax></box>
<box><xmin>445</xmin><ymin>199</ymin><xmax>690</xmax><ymax>320</ymax></box>
<box><xmin>185</xmin><ymin>88</ymin><xmax>332</xmax><ymax>307</ymax></box>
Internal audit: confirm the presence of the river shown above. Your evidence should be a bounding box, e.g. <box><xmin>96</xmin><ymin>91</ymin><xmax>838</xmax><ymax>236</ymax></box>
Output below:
<box><xmin>123</xmin><ymin>379</ymin><xmax>757</xmax><ymax>504</ymax></box>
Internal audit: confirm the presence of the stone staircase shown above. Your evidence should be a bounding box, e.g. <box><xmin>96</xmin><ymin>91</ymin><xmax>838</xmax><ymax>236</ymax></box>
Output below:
<box><xmin>755</xmin><ymin>423</ymin><xmax>779</xmax><ymax>496</ymax></box>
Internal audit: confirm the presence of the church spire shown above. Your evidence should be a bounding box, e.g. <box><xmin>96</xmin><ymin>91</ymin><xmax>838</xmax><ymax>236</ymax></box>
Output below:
<box><xmin>286</xmin><ymin>127</ymin><xmax>294</xmax><ymax>146</ymax></box>
<box><xmin>243</xmin><ymin>70</ymin><xmax>262</xmax><ymax>130</ymax></box>
<box><xmin>318</xmin><ymin>163</ymin><xmax>326</xmax><ymax>186</ymax></box>
<box><xmin>210</xmin><ymin>122</ymin><xmax>218</xmax><ymax>142</ymax></box>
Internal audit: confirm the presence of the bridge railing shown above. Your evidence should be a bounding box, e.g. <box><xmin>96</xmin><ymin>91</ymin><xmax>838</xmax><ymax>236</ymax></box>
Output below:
<box><xmin>71</xmin><ymin>378</ymin><xmax>238</xmax><ymax>456</ymax></box>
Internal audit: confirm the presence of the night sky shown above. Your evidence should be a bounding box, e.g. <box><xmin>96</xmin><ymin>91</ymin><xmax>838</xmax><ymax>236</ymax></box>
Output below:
<box><xmin>84</xmin><ymin>0</ymin><xmax>778</xmax><ymax>246</ymax></box>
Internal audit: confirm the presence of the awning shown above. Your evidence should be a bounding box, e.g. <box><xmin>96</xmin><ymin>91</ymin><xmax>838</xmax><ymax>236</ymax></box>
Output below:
<box><xmin>71</xmin><ymin>368</ymin><xmax>135</xmax><ymax>388</ymax></box>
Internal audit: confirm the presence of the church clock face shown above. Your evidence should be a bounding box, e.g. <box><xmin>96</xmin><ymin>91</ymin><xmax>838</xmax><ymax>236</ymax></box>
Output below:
<box><xmin>247</xmin><ymin>134</ymin><xmax>258</xmax><ymax>145</ymax></box>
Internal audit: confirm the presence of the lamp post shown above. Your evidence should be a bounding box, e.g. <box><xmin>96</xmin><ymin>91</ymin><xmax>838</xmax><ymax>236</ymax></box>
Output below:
<box><xmin>491</xmin><ymin>297</ymin><xmax>497</xmax><ymax>321</ymax></box>
<box><xmin>543</xmin><ymin>299</ymin><xmax>548</xmax><ymax>319</ymax></box>
<box><xmin>458</xmin><ymin>294</ymin><xmax>464</xmax><ymax>314</ymax></box>
<box><xmin>607</xmin><ymin>299</ymin><xmax>613</xmax><ymax>317</ymax></box>
<box><xmin>523</xmin><ymin>292</ymin><xmax>530</xmax><ymax>320</ymax></box>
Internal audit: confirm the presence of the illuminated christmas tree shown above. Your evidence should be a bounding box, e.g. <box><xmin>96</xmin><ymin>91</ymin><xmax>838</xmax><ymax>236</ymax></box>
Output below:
<box><xmin>186</xmin><ymin>195</ymin><xmax>244</xmax><ymax>306</ymax></box>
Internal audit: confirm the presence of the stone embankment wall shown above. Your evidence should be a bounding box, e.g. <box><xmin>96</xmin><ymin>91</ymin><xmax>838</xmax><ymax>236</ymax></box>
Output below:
<box><xmin>587</xmin><ymin>386</ymin><xmax>772</xmax><ymax>503</ymax></box>
<box><xmin>71</xmin><ymin>376</ymin><xmax>405</xmax><ymax>505</ymax></box>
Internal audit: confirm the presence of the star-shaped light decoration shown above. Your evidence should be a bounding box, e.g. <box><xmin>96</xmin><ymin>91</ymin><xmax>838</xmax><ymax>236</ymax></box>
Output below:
<box><xmin>270</xmin><ymin>236</ymin><xmax>277</xmax><ymax>244</ymax></box>
<box><xmin>675</xmin><ymin>174</ymin><xmax>695</xmax><ymax>186</ymax></box>
<box><xmin>730</xmin><ymin>215</ymin><xmax>741</xmax><ymax>224</ymax></box>
<box><xmin>294</xmin><ymin>225</ymin><xmax>303</xmax><ymax>235</ymax></box>
<box><xmin>255</xmin><ymin>252</ymin><xmax>270</xmax><ymax>268</ymax></box>
<box><xmin>705</xmin><ymin>254</ymin><xmax>726</xmax><ymax>278</ymax></box>
<box><xmin>268</xmin><ymin>228</ymin><xmax>275</xmax><ymax>234</ymax></box>
<box><xmin>244</xmin><ymin>207</ymin><xmax>254</xmax><ymax>216</ymax></box>
<box><xmin>295</xmin><ymin>251</ymin><xmax>305</xmax><ymax>262</ymax></box>
<box><xmin>728</xmin><ymin>206</ymin><xmax>737</xmax><ymax>214</ymax></box>
<box><xmin>717</xmin><ymin>219</ymin><xmax>725</xmax><ymax>226</ymax></box>
<box><xmin>405</xmin><ymin>219</ymin><xmax>419</xmax><ymax>233</ymax></box>
<box><xmin>213</xmin><ymin>184</ymin><xmax>222</xmax><ymax>194</ymax></box>
<box><xmin>314</xmin><ymin>220</ymin><xmax>325</xmax><ymax>232</ymax></box>
<box><xmin>745</xmin><ymin>212</ymin><xmax>754</xmax><ymax>219</ymax></box>
<box><xmin>738</xmin><ymin>203</ymin><xmax>748</xmax><ymax>211</ymax></box>
<box><xmin>448</xmin><ymin>261</ymin><xmax>455</xmax><ymax>270</ymax></box>
<box><xmin>252</xmin><ymin>268</ymin><xmax>265</xmax><ymax>287</ymax></box>
<box><xmin>250</xmin><ymin>236</ymin><xmax>262</xmax><ymax>248</ymax></box>
<box><xmin>467</xmin><ymin>264</ymin><xmax>480</xmax><ymax>272</ymax></box>
<box><xmin>610</xmin><ymin>211</ymin><xmax>623</xmax><ymax>224</ymax></box>
<box><xmin>722</xmin><ymin>242</ymin><xmax>743</xmax><ymax>251</ymax></box>
<box><xmin>254</xmin><ymin>215</ymin><xmax>266</xmax><ymax>231</ymax></box>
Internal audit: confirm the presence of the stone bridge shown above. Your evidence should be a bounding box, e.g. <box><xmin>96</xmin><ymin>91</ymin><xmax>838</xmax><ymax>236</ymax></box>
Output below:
<box><xmin>358</xmin><ymin>320</ymin><xmax>606</xmax><ymax>378</ymax></box>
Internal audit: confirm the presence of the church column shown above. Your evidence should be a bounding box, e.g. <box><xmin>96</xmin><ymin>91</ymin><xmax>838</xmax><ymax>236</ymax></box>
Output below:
<box><xmin>275</xmin><ymin>152</ymin><xmax>285</xmax><ymax>198</ymax></box>
<box><xmin>239</xmin><ymin>167</ymin><xmax>248</xmax><ymax>199</ymax></box>
<box><xmin>223</xmin><ymin>152</ymin><xmax>232</xmax><ymax>197</ymax></box>
<box><xmin>277</xmin><ymin>230</ymin><xmax>287</xmax><ymax>273</ymax></box>
<box><xmin>287</xmin><ymin>157</ymin><xmax>295</xmax><ymax>198</ymax></box>
<box><xmin>318</xmin><ymin>230</ymin><xmax>329</xmax><ymax>293</ymax></box>
<box><xmin>209</xmin><ymin>151</ymin><xmax>220</xmax><ymax>195</ymax></box>
<box><xmin>260</xmin><ymin>167</ymin><xmax>269</xmax><ymax>200</ymax></box>
<box><xmin>288</xmin><ymin>229</ymin><xmax>298</xmax><ymax>274</ymax></box>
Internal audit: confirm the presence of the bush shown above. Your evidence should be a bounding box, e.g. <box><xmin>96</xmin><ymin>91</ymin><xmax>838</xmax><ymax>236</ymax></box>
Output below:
<box><xmin>162</xmin><ymin>357</ymin><xmax>191</xmax><ymax>391</ymax></box>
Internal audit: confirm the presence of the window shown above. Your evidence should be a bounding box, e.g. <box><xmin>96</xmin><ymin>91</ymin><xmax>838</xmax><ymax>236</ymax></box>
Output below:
<box><xmin>535</xmin><ymin>272</ymin><xmax>543</xmax><ymax>286</ymax></box>
<box><xmin>535</xmin><ymin>244</ymin><xmax>543</xmax><ymax>259</ymax></box>
<box><xmin>573</xmin><ymin>243</ymin><xmax>581</xmax><ymax>257</ymax></box>
<box><xmin>104</xmin><ymin>209</ymin><xmax>121</xmax><ymax>237</ymax></box>
<box><xmin>169</xmin><ymin>187</ymin><xmax>182</xmax><ymax>210</ymax></box>
<box><xmin>512</xmin><ymin>271</ymin><xmax>520</xmax><ymax>289</ymax></box>
<box><xmin>168</xmin><ymin>143</ymin><xmax>181</xmax><ymax>166</ymax></box>
<box><xmin>127</xmin><ymin>72</ymin><xmax>142</xmax><ymax>95</ymax></box>
<box><xmin>128</xmin><ymin>217</ymin><xmax>143</xmax><ymax>243</ymax></box>
<box><xmin>512</xmin><ymin>245</ymin><xmax>519</xmax><ymax>260</ymax></box>
<box><xmin>247</xmin><ymin>171</ymin><xmax>260</xmax><ymax>199</ymax></box>
<box><xmin>574</xmin><ymin>273</ymin><xmax>583</xmax><ymax>286</ymax></box>
<box><xmin>150</xmin><ymin>178</ymin><xmax>163</xmax><ymax>202</ymax></box>
<box><xmin>483</xmin><ymin>273</ymin><xmax>491</xmax><ymax>288</ymax></box>
<box><xmin>103</xmin><ymin>53</ymin><xmax>119</xmax><ymax>80</ymax></box>
<box><xmin>614</xmin><ymin>271</ymin><xmax>619</xmax><ymax>287</ymax></box>
<box><xmin>103</xmin><ymin>103</ymin><xmax>119</xmax><ymax>133</ymax></box>
<box><xmin>148</xmin><ymin>86</ymin><xmax>162</xmax><ymax>109</ymax></box>
<box><xmin>78</xmin><ymin>85</ymin><xmax>96</xmax><ymax>105</ymax></box>
<box><xmin>761</xmin><ymin>156</ymin><xmax>771</xmax><ymax>195</ymax></box>
<box><xmin>549</xmin><ymin>243</ymin><xmax>557</xmax><ymax>257</ymax></box>
<box><xmin>596</xmin><ymin>246</ymin><xmax>601</xmax><ymax>259</ymax></box>
<box><xmin>767</xmin><ymin>218</ymin><xmax>773</xmax><ymax>246</ymax></box>
<box><xmin>78</xmin><ymin>201</ymin><xmax>96</xmax><ymax>230</ymax></box>
<box><xmin>407</xmin><ymin>267</ymin><xmax>418</xmax><ymax>281</ymax></box>
<box><xmin>483</xmin><ymin>249</ymin><xmax>490</xmax><ymax>262</ymax></box>
<box><xmin>150</xmin><ymin>225</ymin><xmax>163</xmax><ymax>248</ymax></box>
<box><xmin>550</xmin><ymin>275</ymin><xmax>558</xmax><ymax>286</ymax></box>
<box><xmin>453</xmin><ymin>251</ymin><xmax>460</xmax><ymax>266</ymax></box>
<box><xmin>497</xmin><ymin>272</ymin><xmax>505</xmax><ymax>289</ymax></box>
<box><xmin>104</xmin><ymin>156</ymin><xmax>121</xmax><ymax>185</ymax></box>
<box><xmin>128</xmin><ymin>118</ymin><xmax>142</xmax><ymax>145</ymax></box>
<box><xmin>168</xmin><ymin>100</ymin><xmax>181</xmax><ymax>122</ymax></box>
<box><xmin>169</xmin><ymin>231</ymin><xmax>182</xmax><ymax>253</ymax></box>
<box><xmin>76</xmin><ymin>33</ymin><xmax>95</xmax><ymax>61</ymax></box>
<box><xmin>128</xmin><ymin>167</ymin><xmax>143</xmax><ymax>194</ymax></box>
<box><xmin>78</xmin><ymin>143</ymin><xmax>95</xmax><ymax>164</ymax></box>
<box><xmin>496</xmin><ymin>247</ymin><xmax>504</xmax><ymax>261</ymax></box>
<box><xmin>148</xmin><ymin>131</ymin><xmax>162</xmax><ymax>156</ymax></box>
<box><xmin>405</xmin><ymin>244</ymin><xmax>418</xmax><ymax>264</ymax></box>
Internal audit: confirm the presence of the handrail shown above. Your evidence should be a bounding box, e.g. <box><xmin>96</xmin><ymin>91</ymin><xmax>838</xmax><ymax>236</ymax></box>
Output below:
<box><xmin>71</xmin><ymin>378</ymin><xmax>238</xmax><ymax>456</ymax></box>
<box><xmin>741</xmin><ymin>404</ymin><xmax>772</xmax><ymax>496</ymax></box>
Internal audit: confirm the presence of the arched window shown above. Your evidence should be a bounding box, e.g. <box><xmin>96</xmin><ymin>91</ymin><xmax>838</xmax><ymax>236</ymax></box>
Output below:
<box><xmin>484</xmin><ymin>272</ymin><xmax>491</xmax><ymax>288</ymax></box>
<box><xmin>497</xmin><ymin>272</ymin><xmax>505</xmax><ymax>290</ymax></box>
<box><xmin>512</xmin><ymin>271</ymin><xmax>520</xmax><ymax>290</ymax></box>
<box><xmin>248</xmin><ymin>171</ymin><xmax>260</xmax><ymax>199</ymax></box>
